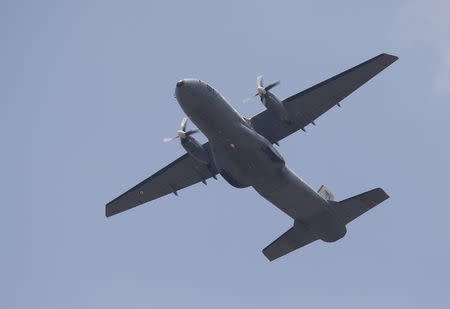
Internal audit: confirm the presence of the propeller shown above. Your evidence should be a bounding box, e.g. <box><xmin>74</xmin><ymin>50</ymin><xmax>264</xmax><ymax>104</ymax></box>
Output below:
<box><xmin>243</xmin><ymin>76</ymin><xmax>280</xmax><ymax>103</ymax></box>
<box><xmin>256</xmin><ymin>75</ymin><xmax>280</xmax><ymax>97</ymax></box>
<box><xmin>163</xmin><ymin>117</ymin><xmax>199</xmax><ymax>142</ymax></box>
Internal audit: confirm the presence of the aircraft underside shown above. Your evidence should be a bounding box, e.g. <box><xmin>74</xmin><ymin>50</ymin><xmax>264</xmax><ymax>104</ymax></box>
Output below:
<box><xmin>105</xmin><ymin>53</ymin><xmax>397</xmax><ymax>261</ymax></box>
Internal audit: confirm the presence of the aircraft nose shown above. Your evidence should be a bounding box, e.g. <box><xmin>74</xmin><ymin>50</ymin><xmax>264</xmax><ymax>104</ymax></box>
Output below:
<box><xmin>176</xmin><ymin>80</ymin><xmax>184</xmax><ymax>88</ymax></box>
<box><xmin>175</xmin><ymin>79</ymin><xmax>203</xmax><ymax>102</ymax></box>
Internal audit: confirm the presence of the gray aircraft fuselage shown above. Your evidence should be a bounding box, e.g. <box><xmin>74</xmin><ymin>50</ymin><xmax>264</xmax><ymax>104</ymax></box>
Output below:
<box><xmin>175</xmin><ymin>78</ymin><xmax>346</xmax><ymax>242</ymax></box>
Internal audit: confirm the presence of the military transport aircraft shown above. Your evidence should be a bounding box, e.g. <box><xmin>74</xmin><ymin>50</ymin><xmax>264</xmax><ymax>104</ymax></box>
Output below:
<box><xmin>106</xmin><ymin>53</ymin><xmax>398</xmax><ymax>261</ymax></box>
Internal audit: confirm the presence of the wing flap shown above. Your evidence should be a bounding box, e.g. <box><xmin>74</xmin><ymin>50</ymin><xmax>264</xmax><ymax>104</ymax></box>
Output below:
<box><xmin>251</xmin><ymin>53</ymin><xmax>398</xmax><ymax>143</ymax></box>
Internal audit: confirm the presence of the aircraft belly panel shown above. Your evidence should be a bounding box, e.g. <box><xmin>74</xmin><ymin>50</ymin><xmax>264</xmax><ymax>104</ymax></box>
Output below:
<box><xmin>209</xmin><ymin>132</ymin><xmax>285</xmax><ymax>188</ymax></box>
<box><xmin>211</xmin><ymin>143</ymin><xmax>269</xmax><ymax>187</ymax></box>
<box><xmin>253</xmin><ymin>167</ymin><xmax>328</xmax><ymax>220</ymax></box>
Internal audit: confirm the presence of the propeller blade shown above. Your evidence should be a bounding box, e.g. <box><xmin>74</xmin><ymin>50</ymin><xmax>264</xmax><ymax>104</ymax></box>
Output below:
<box><xmin>185</xmin><ymin>129</ymin><xmax>199</xmax><ymax>136</ymax></box>
<box><xmin>164</xmin><ymin>117</ymin><xmax>199</xmax><ymax>143</ymax></box>
<box><xmin>261</xmin><ymin>95</ymin><xmax>267</xmax><ymax>107</ymax></box>
<box><xmin>257</xmin><ymin>75</ymin><xmax>264</xmax><ymax>88</ymax></box>
<box><xmin>265</xmin><ymin>80</ymin><xmax>280</xmax><ymax>91</ymax></box>
<box><xmin>163</xmin><ymin>136</ymin><xmax>179</xmax><ymax>142</ymax></box>
<box><xmin>180</xmin><ymin>117</ymin><xmax>188</xmax><ymax>131</ymax></box>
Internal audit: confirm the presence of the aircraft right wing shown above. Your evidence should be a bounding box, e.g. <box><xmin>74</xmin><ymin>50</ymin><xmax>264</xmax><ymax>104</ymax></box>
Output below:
<box><xmin>250</xmin><ymin>53</ymin><xmax>398</xmax><ymax>143</ymax></box>
<box><xmin>105</xmin><ymin>143</ymin><xmax>218</xmax><ymax>217</ymax></box>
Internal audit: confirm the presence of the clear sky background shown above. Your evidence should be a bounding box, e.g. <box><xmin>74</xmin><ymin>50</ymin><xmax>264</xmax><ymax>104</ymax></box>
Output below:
<box><xmin>2</xmin><ymin>0</ymin><xmax>450</xmax><ymax>308</ymax></box>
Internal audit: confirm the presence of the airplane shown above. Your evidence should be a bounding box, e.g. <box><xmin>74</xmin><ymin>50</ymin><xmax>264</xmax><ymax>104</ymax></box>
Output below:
<box><xmin>106</xmin><ymin>53</ymin><xmax>398</xmax><ymax>261</ymax></box>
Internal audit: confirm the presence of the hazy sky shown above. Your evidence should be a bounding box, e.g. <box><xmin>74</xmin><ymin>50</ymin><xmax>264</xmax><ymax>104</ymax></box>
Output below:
<box><xmin>2</xmin><ymin>1</ymin><xmax>450</xmax><ymax>308</ymax></box>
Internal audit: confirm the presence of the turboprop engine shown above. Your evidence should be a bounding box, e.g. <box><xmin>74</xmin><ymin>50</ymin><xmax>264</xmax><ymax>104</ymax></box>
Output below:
<box><xmin>163</xmin><ymin>118</ymin><xmax>210</xmax><ymax>164</ymax></box>
<box><xmin>252</xmin><ymin>76</ymin><xmax>291</xmax><ymax>124</ymax></box>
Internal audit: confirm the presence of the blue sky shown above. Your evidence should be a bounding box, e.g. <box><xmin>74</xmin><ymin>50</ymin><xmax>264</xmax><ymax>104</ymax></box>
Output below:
<box><xmin>2</xmin><ymin>1</ymin><xmax>450</xmax><ymax>308</ymax></box>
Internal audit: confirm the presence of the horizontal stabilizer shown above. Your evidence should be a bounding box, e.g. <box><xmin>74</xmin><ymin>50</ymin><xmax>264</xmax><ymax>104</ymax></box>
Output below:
<box><xmin>262</xmin><ymin>225</ymin><xmax>319</xmax><ymax>261</ymax></box>
<box><xmin>334</xmin><ymin>188</ymin><xmax>389</xmax><ymax>224</ymax></box>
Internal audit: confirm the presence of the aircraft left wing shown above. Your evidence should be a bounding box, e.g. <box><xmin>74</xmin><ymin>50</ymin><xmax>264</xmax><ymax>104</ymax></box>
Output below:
<box><xmin>105</xmin><ymin>144</ymin><xmax>218</xmax><ymax>217</ymax></box>
<box><xmin>250</xmin><ymin>53</ymin><xmax>398</xmax><ymax>143</ymax></box>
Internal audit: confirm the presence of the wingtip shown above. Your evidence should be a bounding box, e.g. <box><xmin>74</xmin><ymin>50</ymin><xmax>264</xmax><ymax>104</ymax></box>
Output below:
<box><xmin>381</xmin><ymin>53</ymin><xmax>399</xmax><ymax>62</ymax></box>
<box><xmin>105</xmin><ymin>206</ymin><xmax>112</xmax><ymax>218</ymax></box>
<box><xmin>374</xmin><ymin>187</ymin><xmax>390</xmax><ymax>201</ymax></box>
<box><xmin>105</xmin><ymin>203</ymin><xmax>117</xmax><ymax>218</ymax></box>
<box><xmin>262</xmin><ymin>249</ymin><xmax>276</xmax><ymax>262</ymax></box>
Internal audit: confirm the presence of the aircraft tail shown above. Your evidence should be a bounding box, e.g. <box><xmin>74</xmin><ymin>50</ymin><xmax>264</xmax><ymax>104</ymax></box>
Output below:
<box><xmin>262</xmin><ymin>188</ymin><xmax>389</xmax><ymax>261</ymax></box>
<box><xmin>262</xmin><ymin>223</ymin><xmax>319</xmax><ymax>261</ymax></box>
<box><xmin>332</xmin><ymin>188</ymin><xmax>389</xmax><ymax>225</ymax></box>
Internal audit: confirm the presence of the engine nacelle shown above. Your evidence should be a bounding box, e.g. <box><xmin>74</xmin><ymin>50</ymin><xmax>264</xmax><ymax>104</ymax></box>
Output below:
<box><xmin>262</xmin><ymin>92</ymin><xmax>290</xmax><ymax>123</ymax></box>
<box><xmin>181</xmin><ymin>136</ymin><xmax>210</xmax><ymax>165</ymax></box>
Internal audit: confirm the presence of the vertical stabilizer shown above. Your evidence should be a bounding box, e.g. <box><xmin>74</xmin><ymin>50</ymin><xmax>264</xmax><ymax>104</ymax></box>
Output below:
<box><xmin>318</xmin><ymin>185</ymin><xmax>334</xmax><ymax>201</ymax></box>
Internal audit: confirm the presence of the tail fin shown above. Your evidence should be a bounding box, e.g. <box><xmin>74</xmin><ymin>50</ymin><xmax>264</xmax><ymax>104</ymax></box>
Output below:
<box><xmin>318</xmin><ymin>185</ymin><xmax>334</xmax><ymax>201</ymax></box>
<box><xmin>333</xmin><ymin>188</ymin><xmax>389</xmax><ymax>225</ymax></box>
<box><xmin>262</xmin><ymin>188</ymin><xmax>389</xmax><ymax>261</ymax></box>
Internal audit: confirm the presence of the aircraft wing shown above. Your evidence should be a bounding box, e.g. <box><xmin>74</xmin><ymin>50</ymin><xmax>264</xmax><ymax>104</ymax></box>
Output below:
<box><xmin>250</xmin><ymin>53</ymin><xmax>398</xmax><ymax>143</ymax></box>
<box><xmin>105</xmin><ymin>144</ymin><xmax>218</xmax><ymax>217</ymax></box>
